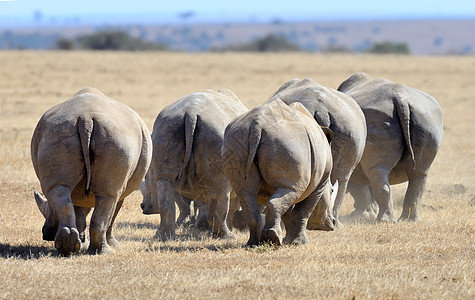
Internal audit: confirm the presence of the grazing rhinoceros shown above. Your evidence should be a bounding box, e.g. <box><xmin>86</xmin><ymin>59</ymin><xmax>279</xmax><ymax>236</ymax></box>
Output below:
<box><xmin>337</xmin><ymin>72</ymin><xmax>443</xmax><ymax>222</ymax></box>
<box><xmin>31</xmin><ymin>87</ymin><xmax>152</xmax><ymax>256</ymax></box>
<box><xmin>140</xmin><ymin>89</ymin><xmax>248</xmax><ymax>240</ymax></box>
<box><xmin>268</xmin><ymin>78</ymin><xmax>366</xmax><ymax>227</ymax></box>
<box><xmin>222</xmin><ymin>100</ymin><xmax>336</xmax><ymax>247</ymax></box>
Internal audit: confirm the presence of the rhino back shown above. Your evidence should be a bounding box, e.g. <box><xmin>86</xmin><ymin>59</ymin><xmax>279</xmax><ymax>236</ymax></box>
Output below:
<box><xmin>224</xmin><ymin>100</ymin><xmax>332</xmax><ymax>201</ymax></box>
<box><xmin>269</xmin><ymin>78</ymin><xmax>366</xmax><ymax>180</ymax></box>
<box><xmin>150</xmin><ymin>90</ymin><xmax>247</xmax><ymax>197</ymax></box>
<box><xmin>32</xmin><ymin>92</ymin><xmax>149</xmax><ymax>203</ymax></box>
<box><xmin>343</xmin><ymin>77</ymin><xmax>443</xmax><ymax>184</ymax></box>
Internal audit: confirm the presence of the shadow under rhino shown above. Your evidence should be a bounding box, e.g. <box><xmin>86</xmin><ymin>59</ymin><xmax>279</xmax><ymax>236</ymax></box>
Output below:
<box><xmin>0</xmin><ymin>243</ymin><xmax>56</xmax><ymax>260</ymax></box>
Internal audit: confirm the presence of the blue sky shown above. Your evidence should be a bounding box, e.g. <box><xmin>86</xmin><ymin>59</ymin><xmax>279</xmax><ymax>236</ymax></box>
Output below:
<box><xmin>1</xmin><ymin>0</ymin><xmax>474</xmax><ymax>26</ymax></box>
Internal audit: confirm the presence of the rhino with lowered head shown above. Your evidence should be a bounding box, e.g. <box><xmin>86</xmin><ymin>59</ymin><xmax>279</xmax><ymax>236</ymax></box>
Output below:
<box><xmin>222</xmin><ymin>100</ymin><xmax>336</xmax><ymax>247</ymax></box>
<box><xmin>140</xmin><ymin>89</ymin><xmax>248</xmax><ymax>240</ymax></box>
<box><xmin>31</xmin><ymin>88</ymin><xmax>152</xmax><ymax>256</ymax></box>
<box><xmin>268</xmin><ymin>78</ymin><xmax>366</xmax><ymax>227</ymax></box>
<box><xmin>337</xmin><ymin>72</ymin><xmax>443</xmax><ymax>222</ymax></box>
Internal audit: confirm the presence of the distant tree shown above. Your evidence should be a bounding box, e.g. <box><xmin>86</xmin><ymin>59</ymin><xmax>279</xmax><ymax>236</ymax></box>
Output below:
<box><xmin>56</xmin><ymin>38</ymin><xmax>74</xmax><ymax>50</ymax></box>
<box><xmin>214</xmin><ymin>34</ymin><xmax>302</xmax><ymax>52</ymax></box>
<box><xmin>365</xmin><ymin>41</ymin><xmax>410</xmax><ymax>54</ymax></box>
<box><xmin>178</xmin><ymin>10</ymin><xmax>195</xmax><ymax>22</ymax></box>
<box><xmin>77</xmin><ymin>31</ymin><xmax>168</xmax><ymax>51</ymax></box>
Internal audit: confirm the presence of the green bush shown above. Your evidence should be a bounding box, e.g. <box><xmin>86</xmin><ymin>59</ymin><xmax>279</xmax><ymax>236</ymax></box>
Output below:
<box><xmin>76</xmin><ymin>31</ymin><xmax>168</xmax><ymax>51</ymax></box>
<box><xmin>55</xmin><ymin>38</ymin><xmax>75</xmax><ymax>50</ymax></box>
<box><xmin>213</xmin><ymin>34</ymin><xmax>302</xmax><ymax>52</ymax></box>
<box><xmin>365</xmin><ymin>41</ymin><xmax>410</xmax><ymax>54</ymax></box>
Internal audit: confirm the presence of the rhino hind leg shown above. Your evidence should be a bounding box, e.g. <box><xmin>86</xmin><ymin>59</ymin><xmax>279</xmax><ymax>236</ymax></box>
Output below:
<box><xmin>283</xmin><ymin>195</ymin><xmax>318</xmax><ymax>245</ymax></box>
<box><xmin>106</xmin><ymin>199</ymin><xmax>124</xmax><ymax>248</ymax></box>
<box><xmin>46</xmin><ymin>185</ymin><xmax>81</xmax><ymax>256</ymax></box>
<box><xmin>87</xmin><ymin>195</ymin><xmax>119</xmax><ymax>255</ymax></box>
<box><xmin>261</xmin><ymin>188</ymin><xmax>299</xmax><ymax>246</ymax></box>
<box><xmin>399</xmin><ymin>175</ymin><xmax>427</xmax><ymax>221</ymax></box>
<box><xmin>55</xmin><ymin>226</ymin><xmax>81</xmax><ymax>256</ymax></box>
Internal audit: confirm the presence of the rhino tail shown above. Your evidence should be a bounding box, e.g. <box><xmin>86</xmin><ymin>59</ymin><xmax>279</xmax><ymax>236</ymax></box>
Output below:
<box><xmin>394</xmin><ymin>93</ymin><xmax>416</xmax><ymax>169</ymax></box>
<box><xmin>177</xmin><ymin>113</ymin><xmax>197</xmax><ymax>181</ymax></box>
<box><xmin>245</xmin><ymin>120</ymin><xmax>262</xmax><ymax>180</ymax></box>
<box><xmin>77</xmin><ymin>117</ymin><xmax>93</xmax><ymax>195</ymax></box>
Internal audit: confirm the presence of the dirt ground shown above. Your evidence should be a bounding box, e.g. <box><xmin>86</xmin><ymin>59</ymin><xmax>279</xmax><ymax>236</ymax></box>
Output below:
<box><xmin>0</xmin><ymin>51</ymin><xmax>473</xmax><ymax>299</ymax></box>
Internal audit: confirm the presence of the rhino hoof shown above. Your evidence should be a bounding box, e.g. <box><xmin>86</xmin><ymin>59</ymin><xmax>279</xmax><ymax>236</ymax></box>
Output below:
<box><xmin>87</xmin><ymin>244</ymin><xmax>113</xmax><ymax>255</ymax></box>
<box><xmin>287</xmin><ymin>235</ymin><xmax>309</xmax><ymax>246</ymax></box>
<box><xmin>214</xmin><ymin>229</ymin><xmax>236</xmax><ymax>240</ymax></box>
<box><xmin>261</xmin><ymin>228</ymin><xmax>282</xmax><ymax>246</ymax></box>
<box><xmin>55</xmin><ymin>227</ymin><xmax>81</xmax><ymax>256</ymax></box>
<box><xmin>377</xmin><ymin>211</ymin><xmax>397</xmax><ymax>223</ymax></box>
<box><xmin>155</xmin><ymin>229</ymin><xmax>176</xmax><ymax>241</ymax></box>
<box><xmin>107</xmin><ymin>235</ymin><xmax>120</xmax><ymax>248</ymax></box>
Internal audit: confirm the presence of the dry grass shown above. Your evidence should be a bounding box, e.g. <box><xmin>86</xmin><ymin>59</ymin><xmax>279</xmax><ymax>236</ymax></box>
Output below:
<box><xmin>0</xmin><ymin>51</ymin><xmax>473</xmax><ymax>299</ymax></box>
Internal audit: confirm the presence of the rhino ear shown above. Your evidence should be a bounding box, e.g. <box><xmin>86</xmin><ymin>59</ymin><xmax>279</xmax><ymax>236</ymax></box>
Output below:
<box><xmin>34</xmin><ymin>191</ymin><xmax>49</xmax><ymax>218</ymax></box>
<box><xmin>321</xmin><ymin>126</ymin><xmax>334</xmax><ymax>144</ymax></box>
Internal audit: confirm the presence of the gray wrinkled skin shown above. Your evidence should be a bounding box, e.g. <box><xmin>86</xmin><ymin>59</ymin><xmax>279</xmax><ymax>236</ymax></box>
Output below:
<box><xmin>222</xmin><ymin>100</ymin><xmax>336</xmax><ymax>247</ymax></box>
<box><xmin>31</xmin><ymin>88</ymin><xmax>152</xmax><ymax>256</ymax></box>
<box><xmin>140</xmin><ymin>89</ymin><xmax>248</xmax><ymax>241</ymax></box>
<box><xmin>268</xmin><ymin>78</ymin><xmax>366</xmax><ymax>227</ymax></box>
<box><xmin>338</xmin><ymin>73</ymin><xmax>443</xmax><ymax>222</ymax></box>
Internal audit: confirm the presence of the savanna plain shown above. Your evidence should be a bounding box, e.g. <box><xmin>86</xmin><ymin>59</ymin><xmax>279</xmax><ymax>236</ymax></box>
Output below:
<box><xmin>0</xmin><ymin>51</ymin><xmax>473</xmax><ymax>299</ymax></box>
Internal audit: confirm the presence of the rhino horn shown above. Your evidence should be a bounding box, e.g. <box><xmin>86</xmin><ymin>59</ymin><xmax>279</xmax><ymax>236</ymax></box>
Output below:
<box><xmin>34</xmin><ymin>191</ymin><xmax>49</xmax><ymax>218</ymax></box>
<box><xmin>329</xmin><ymin>180</ymin><xmax>339</xmax><ymax>212</ymax></box>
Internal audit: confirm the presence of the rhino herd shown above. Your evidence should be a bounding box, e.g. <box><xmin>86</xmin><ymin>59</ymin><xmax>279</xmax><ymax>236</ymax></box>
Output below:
<box><xmin>31</xmin><ymin>73</ymin><xmax>443</xmax><ymax>256</ymax></box>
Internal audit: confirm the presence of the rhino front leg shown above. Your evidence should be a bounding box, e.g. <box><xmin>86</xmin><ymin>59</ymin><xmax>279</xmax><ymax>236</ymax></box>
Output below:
<box><xmin>156</xmin><ymin>179</ymin><xmax>176</xmax><ymax>241</ymax></box>
<box><xmin>261</xmin><ymin>188</ymin><xmax>299</xmax><ymax>246</ymax></box>
<box><xmin>175</xmin><ymin>193</ymin><xmax>192</xmax><ymax>227</ymax></box>
<box><xmin>367</xmin><ymin>169</ymin><xmax>396</xmax><ymax>222</ymax></box>
<box><xmin>87</xmin><ymin>195</ymin><xmax>118</xmax><ymax>255</ymax></box>
<box><xmin>239</xmin><ymin>191</ymin><xmax>263</xmax><ymax>247</ymax></box>
<box><xmin>208</xmin><ymin>191</ymin><xmax>236</xmax><ymax>239</ymax></box>
<box><xmin>347</xmin><ymin>182</ymin><xmax>378</xmax><ymax>222</ymax></box>
<box><xmin>106</xmin><ymin>199</ymin><xmax>123</xmax><ymax>248</ymax></box>
<box><xmin>400</xmin><ymin>175</ymin><xmax>427</xmax><ymax>221</ymax></box>
<box><xmin>75</xmin><ymin>206</ymin><xmax>91</xmax><ymax>252</ymax></box>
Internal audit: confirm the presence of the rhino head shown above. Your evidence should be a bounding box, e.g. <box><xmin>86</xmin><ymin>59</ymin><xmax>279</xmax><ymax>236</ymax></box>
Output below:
<box><xmin>34</xmin><ymin>191</ymin><xmax>59</xmax><ymax>241</ymax></box>
<box><xmin>139</xmin><ymin>173</ymin><xmax>160</xmax><ymax>214</ymax></box>
<box><xmin>307</xmin><ymin>180</ymin><xmax>338</xmax><ymax>231</ymax></box>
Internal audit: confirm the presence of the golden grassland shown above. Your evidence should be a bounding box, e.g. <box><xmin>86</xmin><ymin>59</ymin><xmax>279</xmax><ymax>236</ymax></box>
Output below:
<box><xmin>0</xmin><ymin>51</ymin><xmax>473</xmax><ymax>299</ymax></box>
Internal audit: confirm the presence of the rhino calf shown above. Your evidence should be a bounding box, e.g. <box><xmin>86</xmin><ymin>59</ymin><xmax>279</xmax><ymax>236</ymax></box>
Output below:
<box><xmin>222</xmin><ymin>100</ymin><xmax>336</xmax><ymax>247</ymax></box>
<box><xmin>140</xmin><ymin>89</ymin><xmax>248</xmax><ymax>240</ymax></box>
<box><xmin>31</xmin><ymin>88</ymin><xmax>152</xmax><ymax>256</ymax></box>
<box><xmin>338</xmin><ymin>73</ymin><xmax>443</xmax><ymax>222</ymax></box>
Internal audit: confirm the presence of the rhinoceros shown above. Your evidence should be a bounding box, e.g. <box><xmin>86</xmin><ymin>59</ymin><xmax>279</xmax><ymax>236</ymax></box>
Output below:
<box><xmin>268</xmin><ymin>78</ymin><xmax>366</xmax><ymax>227</ymax></box>
<box><xmin>31</xmin><ymin>87</ymin><xmax>152</xmax><ymax>256</ymax></box>
<box><xmin>337</xmin><ymin>72</ymin><xmax>443</xmax><ymax>222</ymax></box>
<box><xmin>140</xmin><ymin>89</ymin><xmax>248</xmax><ymax>240</ymax></box>
<box><xmin>222</xmin><ymin>100</ymin><xmax>336</xmax><ymax>247</ymax></box>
